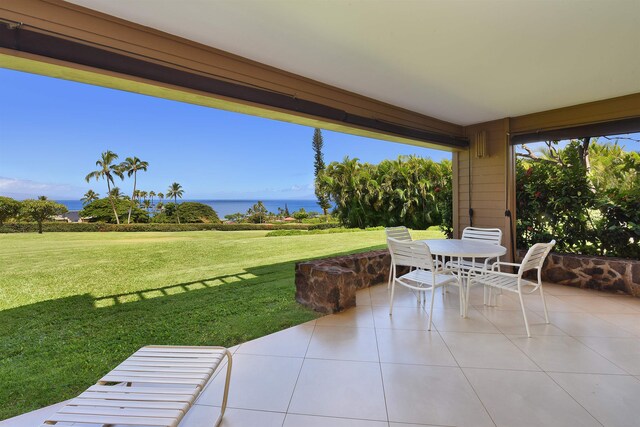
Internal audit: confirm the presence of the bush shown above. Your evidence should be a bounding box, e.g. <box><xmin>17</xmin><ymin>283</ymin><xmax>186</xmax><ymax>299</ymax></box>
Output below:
<box><xmin>307</xmin><ymin>222</ymin><xmax>342</xmax><ymax>230</ymax></box>
<box><xmin>0</xmin><ymin>196</ymin><xmax>21</xmax><ymax>225</ymax></box>
<box><xmin>80</xmin><ymin>198</ymin><xmax>149</xmax><ymax>223</ymax></box>
<box><xmin>321</xmin><ymin>155</ymin><xmax>451</xmax><ymax>230</ymax></box>
<box><xmin>516</xmin><ymin>139</ymin><xmax>640</xmax><ymax>258</ymax></box>
<box><xmin>265</xmin><ymin>226</ymin><xmax>384</xmax><ymax>237</ymax></box>
<box><xmin>20</xmin><ymin>199</ymin><xmax>68</xmax><ymax>234</ymax></box>
<box><xmin>152</xmin><ymin>202</ymin><xmax>220</xmax><ymax>224</ymax></box>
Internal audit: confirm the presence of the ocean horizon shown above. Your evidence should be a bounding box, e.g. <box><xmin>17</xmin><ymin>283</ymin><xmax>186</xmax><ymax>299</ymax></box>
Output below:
<box><xmin>56</xmin><ymin>199</ymin><xmax>329</xmax><ymax>218</ymax></box>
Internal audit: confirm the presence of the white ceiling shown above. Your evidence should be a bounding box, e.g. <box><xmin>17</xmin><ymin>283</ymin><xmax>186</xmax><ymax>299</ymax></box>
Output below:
<box><xmin>67</xmin><ymin>0</ymin><xmax>640</xmax><ymax>126</ymax></box>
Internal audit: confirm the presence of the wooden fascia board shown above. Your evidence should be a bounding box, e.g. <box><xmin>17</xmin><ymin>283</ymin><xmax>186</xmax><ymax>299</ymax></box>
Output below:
<box><xmin>509</xmin><ymin>92</ymin><xmax>640</xmax><ymax>136</ymax></box>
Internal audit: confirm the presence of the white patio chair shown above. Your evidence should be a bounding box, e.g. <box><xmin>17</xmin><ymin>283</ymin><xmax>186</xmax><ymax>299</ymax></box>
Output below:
<box><xmin>447</xmin><ymin>227</ymin><xmax>503</xmax><ymax>272</ymax></box>
<box><xmin>445</xmin><ymin>227</ymin><xmax>503</xmax><ymax>305</ymax></box>
<box><xmin>385</xmin><ymin>227</ymin><xmax>412</xmax><ymax>289</ymax></box>
<box><xmin>466</xmin><ymin>240</ymin><xmax>555</xmax><ymax>337</ymax></box>
<box><xmin>387</xmin><ymin>237</ymin><xmax>461</xmax><ymax>330</ymax></box>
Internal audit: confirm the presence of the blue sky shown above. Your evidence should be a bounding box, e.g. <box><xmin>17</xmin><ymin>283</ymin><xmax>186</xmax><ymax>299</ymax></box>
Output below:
<box><xmin>0</xmin><ymin>68</ymin><xmax>450</xmax><ymax>200</ymax></box>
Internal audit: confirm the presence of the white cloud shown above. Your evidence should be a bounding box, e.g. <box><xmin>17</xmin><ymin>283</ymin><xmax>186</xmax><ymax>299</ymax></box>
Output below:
<box><xmin>0</xmin><ymin>177</ymin><xmax>85</xmax><ymax>200</ymax></box>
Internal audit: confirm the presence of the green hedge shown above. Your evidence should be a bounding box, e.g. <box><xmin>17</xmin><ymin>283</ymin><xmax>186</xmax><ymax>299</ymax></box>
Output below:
<box><xmin>265</xmin><ymin>226</ymin><xmax>384</xmax><ymax>237</ymax></box>
<box><xmin>0</xmin><ymin>222</ymin><xmax>313</xmax><ymax>233</ymax></box>
<box><xmin>306</xmin><ymin>222</ymin><xmax>342</xmax><ymax>230</ymax></box>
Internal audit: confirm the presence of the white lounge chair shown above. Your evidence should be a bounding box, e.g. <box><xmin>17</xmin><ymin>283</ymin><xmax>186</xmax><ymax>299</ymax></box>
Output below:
<box><xmin>42</xmin><ymin>345</ymin><xmax>232</xmax><ymax>427</ymax></box>
<box><xmin>387</xmin><ymin>238</ymin><xmax>460</xmax><ymax>331</ymax></box>
<box><xmin>466</xmin><ymin>240</ymin><xmax>555</xmax><ymax>337</ymax></box>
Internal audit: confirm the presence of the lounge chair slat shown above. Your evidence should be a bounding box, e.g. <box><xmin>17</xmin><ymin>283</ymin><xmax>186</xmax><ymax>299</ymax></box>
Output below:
<box><xmin>106</xmin><ymin>369</ymin><xmax>210</xmax><ymax>379</ymax></box>
<box><xmin>44</xmin><ymin>413</ymin><xmax>177</xmax><ymax>426</ymax></box>
<box><xmin>100</xmin><ymin>375</ymin><xmax>205</xmax><ymax>385</ymax></box>
<box><xmin>127</xmin><ymin>356</ymin><xmax>219</xmax><ymax>366</ymax></box>
<box><xmin>136</xmin><ymin>345</ymin><xmax>226</xmax><ymax>355</ymax></box>
<box><xmin>118</xmin><ymin>363</ymin><xmax>213</xmax><ymax>374</ymax></box>
<box><xmin>71</xmin><ymin>397</ymin><xmax>188</xmax><ymax>410</ymax></box>
<box><xmin>87</xmin><ymin>385</ymin><xmax>196</xmax><ymax>395</ymax></box>
<box><xmin>58</xmin><ymin>405</ymin><xmax>182</xmax><ymax>418</ymax></box>
<box><xmin>79</xmin><ymin>390</ymin><xmax>195</xmax><ymax>403</ymax></box>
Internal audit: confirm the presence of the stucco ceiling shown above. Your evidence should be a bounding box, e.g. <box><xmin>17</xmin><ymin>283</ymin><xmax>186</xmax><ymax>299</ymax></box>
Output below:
<box><xmin>67</xmin><ymin>0</ymin><xmax>640</xmax><ymax>126</ymax></box>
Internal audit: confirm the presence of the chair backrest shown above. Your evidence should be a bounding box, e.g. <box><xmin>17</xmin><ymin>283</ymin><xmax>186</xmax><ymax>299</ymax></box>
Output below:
<box><xmin>387</xmin><ymin>237</ymin><xmax>435</xmax><ymax>271</ymax></box>
<box><xmin>519</xmin><ymin>240</ymin><xmax>556</xmax><ymax>275</ymax></box>
<box><xmin>385</xmin><ymin>226</ymin><xmax>412</xmax><ymax>241</ymax></box>
<box><xmin>461</xmin><ymin>227</ymin><xmax>502</xmax><ymax>245</ymax></box>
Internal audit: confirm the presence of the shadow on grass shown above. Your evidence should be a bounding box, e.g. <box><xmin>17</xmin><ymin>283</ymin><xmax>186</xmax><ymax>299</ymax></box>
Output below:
<box><xmin>0</xmin><ymin>244</ymin><xmax>383</xmax><ymax>420</ymax></box>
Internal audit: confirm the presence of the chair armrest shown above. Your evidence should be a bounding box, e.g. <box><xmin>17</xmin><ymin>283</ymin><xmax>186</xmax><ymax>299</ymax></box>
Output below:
<box><xmin>493</xmin><ymin>261</ymin><xmax>521</xmax><ymax>267</ymax></box>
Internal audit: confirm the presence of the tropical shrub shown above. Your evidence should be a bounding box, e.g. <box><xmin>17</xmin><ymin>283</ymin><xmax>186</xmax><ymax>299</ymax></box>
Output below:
<box><xmin>20</xmin><ymin>199</ymin><xmax>68</xmax><ymax>234</ymax></box>
<box><xmin>80</xmin><ymin>198</ymin><xmax>149</xmax><ymax>223</ymax></box>
<box><xmin>321</xmin><ymin>155</ymin><xmax>451</xmax><ymax>231</ymax></box>
<box><xmin>0</xmin><ymin>196</ymin><xmax>21</xmax><ymax>225</ymax></box>
<box><xmin>153</xmin><ymin>202</ymin><xmax>220</xmax><ymax>224</ymax></box>
<box><xmin>516</xmin><ymin>139</ymin><xmax>640</xmax><ymax>258</ymax></box>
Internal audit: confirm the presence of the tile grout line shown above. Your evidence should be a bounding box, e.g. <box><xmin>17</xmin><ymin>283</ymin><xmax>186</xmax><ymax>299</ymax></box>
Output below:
<box><xmin>435</xmin><ymin>314</ymin><xmax>498</xmax><ymax>427</ymax></box>
<box><xmin>501</xmin><ymin>332</ymin><xmax>606</xmax><ymax>427</ymax></box>
<box><xmin>571</xmin><ymin>335</ymin><xmax>638</xmax><ymax>377</ymax></box>
<box><xmin>281</xmin><ymin>317</ymin><xmax>317</xmax><ymax>427</ymax></box>
<box><xmin>372</xmin><ymin>287</ymin><xmax>391</xmax><ymax>425</ymax></box>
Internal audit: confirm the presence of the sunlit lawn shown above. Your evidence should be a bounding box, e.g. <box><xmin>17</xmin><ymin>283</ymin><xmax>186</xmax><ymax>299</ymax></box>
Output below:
<box><xmin>0</xmin><ymin>228</ymin><xmax>443</xmax><ymax>419</ymax></box>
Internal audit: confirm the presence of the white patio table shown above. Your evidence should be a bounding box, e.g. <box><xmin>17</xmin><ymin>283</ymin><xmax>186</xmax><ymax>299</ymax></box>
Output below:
<box><xmin>419</xmin><ymin>239</ymin><xmax>507</xmax><ymax>317</ymax></box>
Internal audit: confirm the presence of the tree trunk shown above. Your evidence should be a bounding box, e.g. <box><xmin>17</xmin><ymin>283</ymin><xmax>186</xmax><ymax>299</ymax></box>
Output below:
<box><xmin>37</xmin><ymin>220</ymin><xmax>43</xmax><ymax>234</ymax></box>
<box><xmin>175</xmin><ymin>196</ymin><xmax>180</xmax><ymax>224</ymax></box>
<box><xmin>128</xmin><ymin>172</ymin><xmax>136</xmax><ymax>224</ymax></box>
<box><xmin>107</xmin><ymin>180</ymin><xmax>120</xmax><ymax>224</ymax></box>
<box><xmin>580</xmin><ymin>137</ymin><xmax>591</xmax><ymax>172</ymax></box>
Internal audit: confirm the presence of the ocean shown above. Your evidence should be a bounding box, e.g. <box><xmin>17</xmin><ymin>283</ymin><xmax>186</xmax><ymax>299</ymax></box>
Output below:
<box><xmin>57</xmin><ymin>199</ymin><xmax>329</xmax><ymax>218</ymax></box>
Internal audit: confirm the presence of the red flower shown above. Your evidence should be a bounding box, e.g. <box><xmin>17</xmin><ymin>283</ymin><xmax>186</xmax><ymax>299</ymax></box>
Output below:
<box><xmin>534</xmin><ymin>191</ymin><xmax>542</xmax><ymax>198</ymax></box>
<box><xmin>526</xmin><ymin>167</ymin><xmax>533</xmax><ymax>177</ymax></box>
<box><xmin>527</xmin><ymin>226</ymin><xmax>533</xmax><ymax>231</ymax></box>
<box><xmin>434</xmin><ymin>187</ymin><xmax>441</xmax><ymax>193</ymax></box>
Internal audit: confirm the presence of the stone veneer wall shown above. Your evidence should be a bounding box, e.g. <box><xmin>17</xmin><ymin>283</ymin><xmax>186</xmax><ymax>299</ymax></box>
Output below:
<box><xmin>518</xmin><ymin>250</ymin><xmax>640</xmax><ymax>297</ymax></box>
<box><xmin>295</xmin><ymin>250</ymin><xmax>393</xmax><ymax>313</ymax></box>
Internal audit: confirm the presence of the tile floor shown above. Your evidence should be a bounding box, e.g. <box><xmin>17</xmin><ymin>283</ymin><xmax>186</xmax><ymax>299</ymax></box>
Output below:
<box><xmin>4</xmin><ymin>282</ymin><xmax>640</xmax><ymax>427</ymax></box>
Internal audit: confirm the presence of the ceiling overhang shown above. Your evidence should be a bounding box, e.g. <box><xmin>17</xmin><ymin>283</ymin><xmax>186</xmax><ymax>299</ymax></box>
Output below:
<box><xmin>1</xmin><ymin>0</ymin><xmax>639</xmax><ymax>150</ymax></box>
<box><xmin>0</xmin><ymin>0</ymin><xmax>468</xmax><ymax>151</ymax></box>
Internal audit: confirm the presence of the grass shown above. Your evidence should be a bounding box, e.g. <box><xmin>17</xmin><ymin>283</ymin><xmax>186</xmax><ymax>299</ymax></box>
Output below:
<box><xmin>0</xmin><ymin>228</ymin><xmax>444</xmax><ymax>420</ymax></box>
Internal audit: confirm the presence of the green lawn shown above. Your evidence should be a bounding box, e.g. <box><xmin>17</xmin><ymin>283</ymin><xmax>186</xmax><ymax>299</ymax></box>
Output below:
<box><xmin>0</xmin><ymin>228</ymin><xmax>443</xmax><ymax>419</ymax></box>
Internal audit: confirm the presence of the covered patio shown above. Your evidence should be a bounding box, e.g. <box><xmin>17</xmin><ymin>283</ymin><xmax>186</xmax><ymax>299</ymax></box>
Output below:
<box><xmin>5</xmin><ymin>282</ymin><xmax>640</xmax><ymax>426</ymax></box>
<box><xmin>1</xmin><ymin>1</ymin><xmax>640</xmax><ymax>426</ymax></box>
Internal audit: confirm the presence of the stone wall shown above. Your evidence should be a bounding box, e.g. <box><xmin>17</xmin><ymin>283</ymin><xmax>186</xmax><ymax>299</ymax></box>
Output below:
<box><xmin>518</xmin><ymin>250</ymin><xmax>640</xmax><ymax>296</ymax></box>
<box><xmin>295</xmin><ymin>250</ymin><xmax>392</xmax><ymax>313</ymax></box>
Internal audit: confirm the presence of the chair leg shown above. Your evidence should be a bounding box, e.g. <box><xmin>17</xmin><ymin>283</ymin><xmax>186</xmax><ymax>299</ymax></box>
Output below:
<box><xmin>428</xmin><ymin>285</ymin><xmax>436</xmax><ymax>331</ymax></box>
<box><xmin>539</xmin><ymin>286</ymin><xmax>550</xmax><ymax>324</ymax></box>
<box><xmin>464</xmin><ymin>279</ymin><xmax>472</xmax><ymax>318</ymax></box>
<box><xmin>517</xmin><ymin>291</ymin><xmax>531</xmax><ymax>338</ymax></box>
<box><xmin>389</xmin><ymin>279</ymin><xmax>396</xmax><ymax>315</ymax></box>
<box><xmin>387</xmin><ymin>263</ymin><xmax>394</xmax><ymax>289</ymax></box>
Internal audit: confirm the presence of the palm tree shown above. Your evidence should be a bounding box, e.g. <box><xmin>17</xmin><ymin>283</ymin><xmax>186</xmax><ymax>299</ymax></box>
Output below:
<box><xmin>166</xmin><ymin>182</ymin><xmax>184</xmax><ymax>224</ymax></box>
<box><xmin>156</xmin><ymin>192</ymin><xmax>164</xmax><ymax>213</ymax></box>
<box><xmin>109</xmin><ymin>187</ymin><xmax>124</xmax><ymax>199</ymax></box>
<box><xmin>121</xmin><ymin>157</ymin><xmax>149</xmax><ymax>224</ymax></box>
<box><xmin>81</xmin><ymin>189</ymin><xmax>99</xmax><ymax>206</ymax></box>
<box><xmin>85</xmin><ymin>150</ymin><xmax>124</xmax><ymax>224</ymax></box>
<box><xmin>149</xmin><ymin>191</ymin><xmax>156</xmax><ymax>207</ymax></box>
